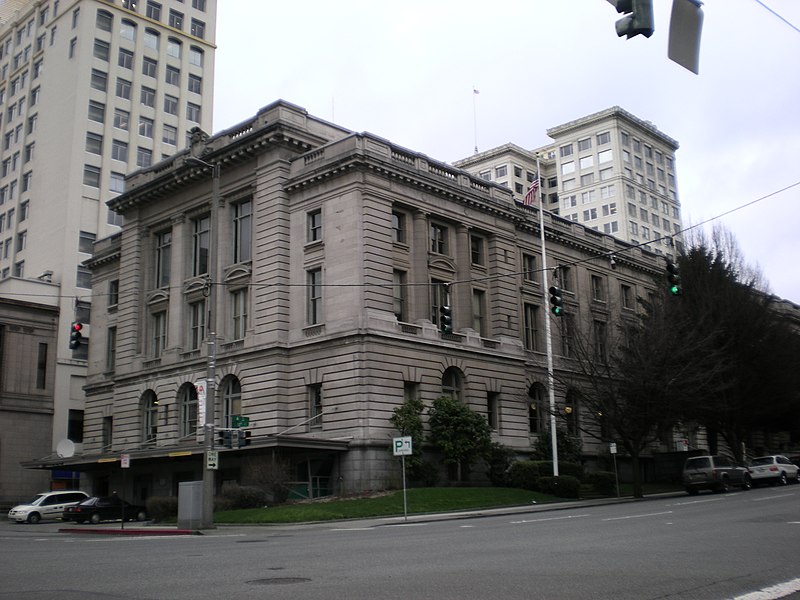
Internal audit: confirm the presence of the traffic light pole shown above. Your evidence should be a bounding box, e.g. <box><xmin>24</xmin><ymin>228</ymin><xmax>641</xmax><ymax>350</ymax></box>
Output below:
<box><xmin>536</xmin><ymin>154</ymin><xmax>559</xmax><ymax>477</ymax></box>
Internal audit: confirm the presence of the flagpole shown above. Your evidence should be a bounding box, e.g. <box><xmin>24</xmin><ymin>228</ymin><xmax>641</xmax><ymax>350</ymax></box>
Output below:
<box><xmin>472</xmin><ymin>88</ymin><xmax>479</xmax><ymax>154</ymax></box>
<box><xmin>535</xmin><ymin>154</ymin><xmax>559</xmax><ymax>477</ymax></box>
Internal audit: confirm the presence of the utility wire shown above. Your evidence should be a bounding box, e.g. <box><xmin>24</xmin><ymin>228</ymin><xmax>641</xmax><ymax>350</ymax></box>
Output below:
<box><xmin>753</xmin><ymin>0</ymin><xmax>800</xmax><ymax>35</ymax></box>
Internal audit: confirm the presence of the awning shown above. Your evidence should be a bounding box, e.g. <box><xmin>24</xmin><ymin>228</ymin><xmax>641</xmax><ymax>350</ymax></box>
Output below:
<box><xmin>22</xmin><ymin>434</ymin><xmax>351</xmax><ymax>471</ymax></box>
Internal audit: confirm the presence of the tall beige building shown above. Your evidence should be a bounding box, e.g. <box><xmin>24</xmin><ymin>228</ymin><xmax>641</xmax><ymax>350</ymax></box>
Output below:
<box><xmin>27</xmin><ymin>101</ymin><xmax>674</xmax><ymax>500</ymax></box>
<box><xmin>454</xmin><ymin>107</ymin><xmax>683</xmax><ymax>256</ymax></box>
<box><xmin>0</xmin><ymin>0</ymin><xmax>216</xmax><ymax>503</ymax></box>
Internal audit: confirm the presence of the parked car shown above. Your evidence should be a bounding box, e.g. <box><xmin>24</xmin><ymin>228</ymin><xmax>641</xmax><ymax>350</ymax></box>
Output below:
<box><xmin>748</xmin><ymin>455</ymin><xmax>799</xmax><ymax>486</ymax></box>
<box><xmin>7</xmin><ymin>490</ymin><xmax>89</xmax><ymax>524</ymax></box>
<box><xmin>682</xmin><ymin>455</ymin><xmax>752</xmax><ymax>495</ymax></box>
<box><xmin>62</xmin><ymin>496</ymin><xmax>148</xmax><ymax>524</ymax></box>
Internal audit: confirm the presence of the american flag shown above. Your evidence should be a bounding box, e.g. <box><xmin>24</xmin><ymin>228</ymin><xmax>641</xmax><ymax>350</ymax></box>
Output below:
<box><xmin>523</xmin><ymin>178</ymin><xmax>539</xmax><ymax>207</ymax></box>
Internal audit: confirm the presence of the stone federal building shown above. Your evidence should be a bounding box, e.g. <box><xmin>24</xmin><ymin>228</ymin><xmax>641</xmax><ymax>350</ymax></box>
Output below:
<box><xmin>27</xmin><ymin>100</ymin><xmax>680</xmax><ymax>500</ymax></box>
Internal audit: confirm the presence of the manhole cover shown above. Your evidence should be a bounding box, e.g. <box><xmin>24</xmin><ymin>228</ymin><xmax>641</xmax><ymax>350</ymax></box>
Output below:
<box><xmin>247</xmin><ymin>578</ymin><xmax>311</xmax><ymax>585</ymax></box>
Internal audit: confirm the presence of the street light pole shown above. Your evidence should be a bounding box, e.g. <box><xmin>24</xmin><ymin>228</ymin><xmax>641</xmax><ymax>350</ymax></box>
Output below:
<box><xmin>188</xmin><ymin>155</ymin><xmax>219</xmax><ymax>529</ymax></box>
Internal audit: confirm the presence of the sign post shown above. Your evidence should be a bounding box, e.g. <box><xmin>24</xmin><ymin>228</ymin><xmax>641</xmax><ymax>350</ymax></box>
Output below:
<box><xmin>120</xmin><ymin>453</ymin><xmax>130</xmax><ymax>529</ymax></box>
<box><xmin>609</xmin><ymin>443</ymin><xmax>620</xmax><ymax>498</ymax></box>
<box><xmin>393</xmin><ymin>436</ymin><xmax>412</xmax><ymax>521</ymax></box>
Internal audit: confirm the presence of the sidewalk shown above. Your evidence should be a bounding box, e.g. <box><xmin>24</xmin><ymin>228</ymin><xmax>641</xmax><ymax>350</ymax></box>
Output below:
<box><xmin>56</xmin><ymin>491</ymin><xmax>685</xmax><ymax>536</ymax></box>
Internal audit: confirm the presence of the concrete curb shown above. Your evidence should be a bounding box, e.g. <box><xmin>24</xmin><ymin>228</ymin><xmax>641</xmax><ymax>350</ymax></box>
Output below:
<box><xmin>58</xmin><ymin>527</ymin><xmax>200</xmax><ymax>536</ymax></box>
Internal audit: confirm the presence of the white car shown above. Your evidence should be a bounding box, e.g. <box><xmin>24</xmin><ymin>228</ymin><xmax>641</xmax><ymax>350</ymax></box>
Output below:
<box><xmin>7</xmin><ymin>490</ymin><xmax>89</xmax><ymax>524</ymax></box>
<box><xmin>748</xmin><ymin>455</ymin><xmax>799</xmax><ymax>486</ymax></box>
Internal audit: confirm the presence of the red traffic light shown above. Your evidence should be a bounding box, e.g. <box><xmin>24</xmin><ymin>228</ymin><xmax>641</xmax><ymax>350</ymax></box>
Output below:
<box><xmin>72</xmin><ymin>322</ymin><xmax>83</xmax><ymax>333</ymax></box>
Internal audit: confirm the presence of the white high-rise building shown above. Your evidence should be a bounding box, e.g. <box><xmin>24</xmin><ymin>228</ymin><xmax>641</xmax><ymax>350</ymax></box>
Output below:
<box><xmin>0</xmin><ymin>0</ymin><xmax>216</xmax><ymax>500</ymax></box>
<box><xmin>454</xmin><ymin>106</ymin><xmax>683</xmax><ymax>256</ymax></box>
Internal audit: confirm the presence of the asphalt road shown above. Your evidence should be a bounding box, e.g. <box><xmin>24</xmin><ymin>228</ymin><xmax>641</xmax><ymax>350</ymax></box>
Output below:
<box><xmin>2</xmin><ymin>486</ymin><xmax>800</xmax><ymax>600</ymax></box>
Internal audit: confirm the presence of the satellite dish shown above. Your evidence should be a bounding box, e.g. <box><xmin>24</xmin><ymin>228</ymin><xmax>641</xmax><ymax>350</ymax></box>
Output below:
<box><xmin>56</xmin><ymin>439</ymin><xmax>75</xmax><ymax>458</ymax></box>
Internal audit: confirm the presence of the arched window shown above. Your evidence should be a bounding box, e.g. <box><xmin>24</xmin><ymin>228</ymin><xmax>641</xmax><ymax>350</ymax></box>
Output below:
<box><xmin>528</xmin><ymin>383</ymin><xmax>547</xmax><ymax>434</ymax></box>
<box><xmin>141</xmin><ymin>390</ymin><xmax>158</xmax><ymax>443</ymax></box>
<box><xmin>222</xmin><ymin>376</ymin><xmax>242</xmax><ymax>428</ymax></box>
<box><xmin>441</xmin><ymin>367</ymin><xmax>463</xmax><ymax>402</ymax></box>
<box><xmin>565</xmin><ymin>390</ymin><xmax>580</xmax><ymax>437</ymax></box>
<box><xmin>120</xmin><ymin>19</ymin><xmax>136</xmax><ymax>41</ymax></box>
<box><xmin>189</xmin><ymin>45</ymin><xmax>204</xmax><ymax>67</ymax></box>
<box><xmin>167</xmin><ymin>37</ymin><xmax>181</xmax><ymax>58</ymax></box>
<box><xmin>144</xmin><ymin>28</ymin><xmax>159</xmax><ymax>50</ymax></box>
<box><xmin>179</xmin><ymin>383</ymin><xmax>198</xmax><ymax>437</ymax></box>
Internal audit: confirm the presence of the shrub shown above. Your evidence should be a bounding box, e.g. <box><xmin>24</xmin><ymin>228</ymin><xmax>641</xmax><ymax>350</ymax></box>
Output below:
<box><xmin>508</xmin><ymin>461</ymin><xmax>540</xmax><ymax>491</ymax></box>
<box><xmin>537</xmin><ymin>475</ymin><xmax>581</xmax><ymax>499</ymax></box>
<box><xmin>410</xmin><ymin>459</ymin><xmax>439</xmax><ymax>487</ymax></box>
<box><xmin>485</xmin><ymin>442</ymin><xmax>517</xmax><ymax>487</ymax></box>
<box><xmin>586</xmin><ymin>471</ymin><xmax>617</xmax><ymax>496</ymax></box>
<box><xmin>215</xmin><ymin>485</ymin><xmax>268</xmax><ymax>511</ymax></box>
<box><xmin>532</xmin><ymin>460</ymin><xmax>584</xmax><ymax>481</ymax></box>
<box><xmin>146</xmin><ymin>496</ymin><xmax>178</xmax><ymax>522</ymax></box>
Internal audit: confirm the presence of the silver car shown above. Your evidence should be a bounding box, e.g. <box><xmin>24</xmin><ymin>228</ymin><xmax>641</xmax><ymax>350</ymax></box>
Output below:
<box><xmin>682</xmin><ymin>455</ymin><xmax>752</xmax><ymax>495</ymax></box>
<box><xmin>7</xmin><ymin>490</ymin><xmax>89</xmax><ymax>524</ymax></box>
<box><xmin>748</xmin><ymin>455</ymin><xmax>799</xmax><ymax>486</ymax></box>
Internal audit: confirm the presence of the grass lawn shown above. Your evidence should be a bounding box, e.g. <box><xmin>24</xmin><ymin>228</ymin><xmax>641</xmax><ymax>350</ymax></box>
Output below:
<box><xmin>214</xmin><ymin>487</ymin><xmax>556</xmax><ymax>524</ymax></box>
<box><xmin>211</xmin><ymin>482</ymin><xmax>685</xmax><ymax>524</ymax></box>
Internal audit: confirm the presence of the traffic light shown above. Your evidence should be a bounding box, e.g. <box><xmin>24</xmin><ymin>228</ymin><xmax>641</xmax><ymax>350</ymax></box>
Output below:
<box><xmin>666</xmin><ymin>261</ymin><xmax>682</xmax><ymax>296</ymax></box>
<box><xmin>68</xmin><ymin>322</ymin><xmax>83</xmax><ymax>350</ymax></box>
<box><xmin>615</xmin><ymin>0</ymin><xmax>654</xmax><ymax>39</ymax></box>
<box><xmin>439</xmin><ymin>304</ymin><xmax>453</xmax><ymax>334</ymax></box>
<box><xmin>218</xmin><ymin>430</ymin><xmax>233</xmax><ymax>449</ymax></box>
<box><xmin>548</xmin><ymin>286</ymin><xmax>564</xmax><ymax>316</ymax></box>
<box><xmin>238</xmin><ymin>430</ymin><xmax>251</xmax><ymax>448</ymax></box>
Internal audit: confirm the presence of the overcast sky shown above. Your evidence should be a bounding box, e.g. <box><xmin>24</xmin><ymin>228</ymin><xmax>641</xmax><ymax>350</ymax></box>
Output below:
<box><xmin>213</xmin><ymin>0</ymin><xmax>800</xmax><ymax>303</ymax></box>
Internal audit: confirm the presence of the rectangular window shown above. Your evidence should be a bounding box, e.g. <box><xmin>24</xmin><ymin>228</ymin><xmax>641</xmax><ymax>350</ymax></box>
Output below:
<box><xmin>142</xmin><ymin>56</ymin><xmax>158</xmax><ymax>78</ymax></box>
<box><xmin>106</xmin><ymin>326</ymin><xmax>117</xmax><ymax>371</ymax></box>
<box><xmin>83</xmin><ymin>165</ymin><xmax>101</xmax><ymax>187</ymax></box>
<box><xmin>487</xmin><ymin>392</ymin><xmax>499</xmax><ymax>430</ymax></box>
<box><xmin>192</xmin><ymin>215</ymin><xmax>210</xmax><ymax>276</ymax></box>
<box><xmin>90</xmin><ymin>69</ymin><xmax>107</xmax><ymax>91</ymax></box>
<box><xmin>36</xmin><ymin>342</ymin><xmax>47</xmax><ymax>389</ymax></box>
<box><xmin>472</xmin><ymin>289</ymin><xmax>486</xmax><ymax>336</ymax></box>
<box><xmin>118</xmin><ymin>48</ymin><xmax>133</xmax><ymax>69</ymax></box>
<box><xmin>307</xmin><ymin>268</ymin><xmax>322</xmax><ymax>325</ymax></box>
<box><xmin>523</xmin><ymin>303</ymin><xmax>539</xmax><ymax>352</ymax></box>
<box><xmin>162</xmin><ymin>124</ymin><xmax>177</xmax><ymax>146</ymax></box>
<box><xmin>307</xmin><ymin>209</ymin><xmax>322</xmax><ymax>242</ymax></box>
<box><xmin>93</xmin><ymin>39</ymin><xmax>109</xmax><ymax>61</ymax></box>
<box><xmin>391</xmin><ymin>211</ymin><xmax>406</xmax><ymax>244</ymax></box>
<box><xmin>136</xmin><ymin>147</ymin><xmax>152</xmax><ymax>168</ymax></box>
<box><xmin>86</xmin><ymin>132</ymin><xmax>103</xmax><ymax>154</ymax></box>
<box><xmin>67</xmin><ymin>409</ymin><xmax>84</xmax><ymax>443</ymax></box>
<box><xmin>109</xmin><ymin>279</ymin><xmax>120</xmax><ymax>306</ymax></box>
<box><xmin>523</xmin><ymin>253</ymin><xmax>538</xmax><ymax>284</ymax></box>
<box><xmin>102</xmin><ymin>416</ymin><xmax>113</xmax><ymax>449</ymax></box>
<box><xmin>308</xmin><ymin>384</ymin><xmax>323</xmax><ymax>429</ymax></box>
<box><xmin>76</xmin><ymin>266</ymin><xmax>92</xmax><ymax>288</ymax></box>
<box><xmin>113</xmin><ymin>109</ymin><xmax>129</xmax><ymax>131</ymax></box>
<box><xmin>114</xmin><ymin>78</ymin><xmax>131</xmax><ymax>101</ymax></box>
<box><xmin>146</xmin><ymin>2</ymin><xmax>162</xmax><ymax>20</ymax></box>
<box><xmin>430</xmin><ymin>223</ymin><xmax>448</xmax><ymax>255</ymax></box>
<box><xmin>164</xmin><ymin>94</ymin><xmax>178</xmax><ymax>115</ymax></box>
<box><xmin>165</xmin><ymin>65</ymin><xmax>180</xmax><ymax>86</ymax></box>
<box><xmin>591</xmin><ymin>275</ymin><xmax>606</xmax><ymax>302</ymax></box>
<box><xmin>186</xmin><ymin>102</ymin><xmax>200</xmax><ymax>122</ymax></box>
<box><xmin>140</xmin><ymin>86</ymin><xmax>155</xmax><ymax>107</ymax></box>
<box><xmin>393</xmin><ymin>270</ymin><xmax>406</xmax><ymax>322</ymax></box>
<box><xmin>78</xmin><ymin>230</ymin><xmax>96</xmax><ymax>253</ymax></box>
<box><xmin>152</xmin><ymin>310</ymin><xmax>167</xmax><ymax>357</ymax></box>
<box><xmin>168</xmin><ymin>9</ymin><xmax>183</xmax><ymax>29</ymax></box>
<box><xmin>233</xmin><ymin>200</ymin><xmax>252</xmax><ymax>263</ymax></box>
<box><xmin>155</xmin><ymin>230</ymin><xmax>171</xmax><ymax>288</ymax></box>
<box><xmin>470</xmin><ymin>234</ymin><xmax>485</xmax><ymax>266</ymax></box>
<box><xmin>620</xmin><ymin>283</ymin><xmax>633</xmax><ymax>310</ymax></box>
<box><xmin>88</xmin><ymin>100</ymin><xmax>105</xmax><ymax>122</ymax></box>
<box><xmin>232</xmin><ymin>289</ymin><xmax>248</xmax><ymax>339</ymax></box>
<box><xmin>139</xmin><ymin>117</ymin><xmax>154</xmax><ymax>138</ymax></box>
<box><xmin>190</xmin><ymin>18</ymin><xmax>205</xmax><ymax>38</ymax></box>
<box><xmin>189</xmin><ymin>299</ymin><xmax>205</xmax><ymax>350</ymax></box>
<box><xmin>188</xmin><ymin>73</ymin><xmax>201</xmax><ymax>94</ymax></box>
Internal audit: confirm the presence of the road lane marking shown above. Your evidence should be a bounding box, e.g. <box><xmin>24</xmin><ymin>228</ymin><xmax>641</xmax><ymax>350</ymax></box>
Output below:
<box><xmin>510</xmin><ymin>514</ymin><xmax>590</xmax><ymax>524</ymax></box>
<box><xmin>671</xmin><ymin>498</ymin><xmax>726</xmax><ymax>506</ymax></box>
<box><xmin>751</xmin><ymin>493</ymin><xmax>795</xmax><ymax>502</ymax></box>
<box><xmin>330</xmin><ymin>528</ymin><xmax>373</xmax><ymax>531</ymax></box>
<box><xmin>602</xmin><ymin>510</ymin><xmax>673</xmax><ymax>522</ymax></box>
<box><xmin>733</xmin><ymin>576</ymin><xmax>800</xmax><ymax>599</ymax></box>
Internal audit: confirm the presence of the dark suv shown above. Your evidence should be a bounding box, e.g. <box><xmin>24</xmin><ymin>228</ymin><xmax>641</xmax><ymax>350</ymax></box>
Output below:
<box><xmin>682</xmin><ymin>455</ymin><xmax>752</xmax><ymax>495</ymax></box>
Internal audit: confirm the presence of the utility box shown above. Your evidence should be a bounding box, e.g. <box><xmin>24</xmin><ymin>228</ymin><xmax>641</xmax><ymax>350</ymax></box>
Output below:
<box><xmin>177</xmin><ymin>481</ymin><xmax>203</xmax><ymax>530</ymax></box>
